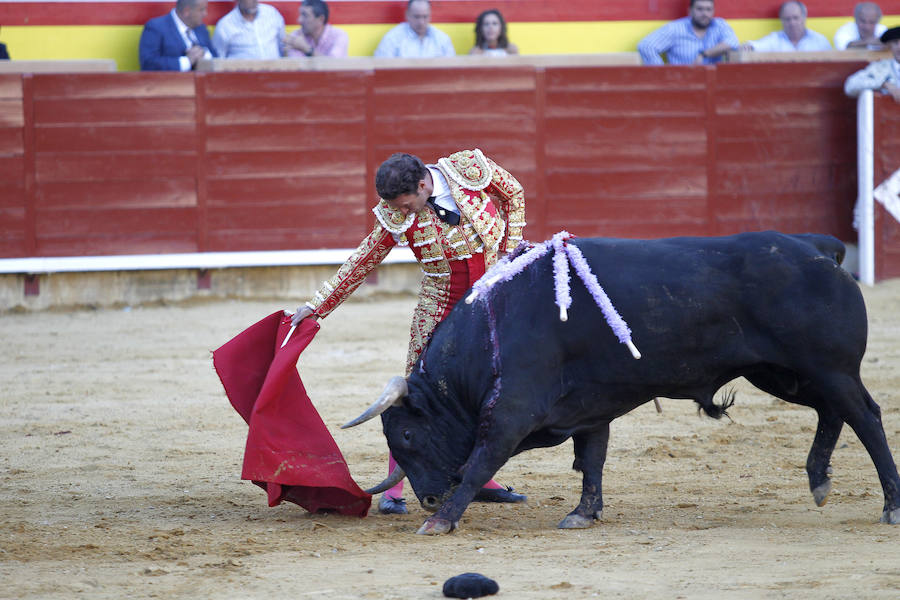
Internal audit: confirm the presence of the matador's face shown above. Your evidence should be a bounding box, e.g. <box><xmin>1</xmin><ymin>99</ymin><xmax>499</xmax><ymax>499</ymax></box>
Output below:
<box><xmin>387</xmin><ymin>177</ymin><xmax>431</xmax><ymax>216</ymax></box>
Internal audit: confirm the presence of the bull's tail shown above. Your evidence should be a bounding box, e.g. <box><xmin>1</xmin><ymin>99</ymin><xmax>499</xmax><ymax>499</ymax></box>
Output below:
<box><xmin>695</xmin><ymin>388</ymin><xmax>736</xmax><ymax>420</ymax></box>
<box><xmin>791</xmin><ymin>233</ymin><xmax>846</xmax><ymax>266</ymax></box>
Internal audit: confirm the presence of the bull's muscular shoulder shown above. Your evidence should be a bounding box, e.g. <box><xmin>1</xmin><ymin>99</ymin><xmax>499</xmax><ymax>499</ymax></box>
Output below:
<box><xmin>437</xmin><ymin>149</ymin><xmax>494</xmax><ymax>191</ymax></box>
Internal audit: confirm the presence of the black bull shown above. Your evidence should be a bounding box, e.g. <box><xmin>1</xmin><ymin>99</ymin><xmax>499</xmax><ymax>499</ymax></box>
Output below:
<box><xmin>347</xmin><ymin>231</ymin><xmax>900</xmax><ymax>534</ymax></box>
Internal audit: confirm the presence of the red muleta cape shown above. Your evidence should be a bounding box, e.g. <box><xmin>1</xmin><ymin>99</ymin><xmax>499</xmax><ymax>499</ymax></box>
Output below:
<box><xmin>213</xmin><ymin>311</ymin><xmax>371</xmax><ymax>517</ymax></box>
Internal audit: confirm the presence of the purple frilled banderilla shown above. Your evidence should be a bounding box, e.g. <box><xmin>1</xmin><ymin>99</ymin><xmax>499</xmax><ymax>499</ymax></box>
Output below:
<box><xmin>466</xmin><ymin>231</ymin><xmax>641</xmax><ymax>360</ymax></box>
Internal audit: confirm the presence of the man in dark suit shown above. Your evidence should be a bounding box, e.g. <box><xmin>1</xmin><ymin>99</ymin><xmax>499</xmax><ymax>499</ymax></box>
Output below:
<box><xmin>0</xmin><ymin>25</ymin><xmax>9</xmax><ymax>60</ymax></box>
<box><xmin>139</xmin><ymin>0</ymin><xmax>217</xmax><ymax>71</ymax></box>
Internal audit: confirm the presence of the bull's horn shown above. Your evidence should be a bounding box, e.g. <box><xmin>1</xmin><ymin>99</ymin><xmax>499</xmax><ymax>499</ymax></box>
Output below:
<box><xmin>364</xmin><ymin>465</ymin><xmax>406</xmax><ymax>495</ymax></box>
<box><xmin>340</xmin><ymin>375</ymin><xmax>408</xmax><ymax>429</ymax></box>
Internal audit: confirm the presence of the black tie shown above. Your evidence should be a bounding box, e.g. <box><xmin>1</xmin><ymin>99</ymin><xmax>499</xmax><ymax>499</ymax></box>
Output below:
<box><xmin>427</xmin><ymin>196</ymin><xmax>460</xmax><ymax>226</ymax></box>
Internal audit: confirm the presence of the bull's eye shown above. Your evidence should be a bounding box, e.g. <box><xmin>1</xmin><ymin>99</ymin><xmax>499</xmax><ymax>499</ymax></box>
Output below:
<box><xmin>403</xmin><ymin>430</ymin><xmax>412</xmax><ymax>442</ymax></box>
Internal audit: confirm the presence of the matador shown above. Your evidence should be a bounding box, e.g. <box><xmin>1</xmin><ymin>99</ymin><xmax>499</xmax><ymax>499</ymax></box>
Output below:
<box><xmin>291</xmin><ymin>149</ymin><xmax>527</xmax><ymax>513</ymax></box>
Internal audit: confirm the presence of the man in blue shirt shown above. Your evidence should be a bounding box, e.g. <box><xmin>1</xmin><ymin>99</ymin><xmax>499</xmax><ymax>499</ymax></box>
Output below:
<box><xmin>638</xmin><ymin>0</ymin><xmax>738</xmax><ymax>65</ymax></box>
<box><xmin>374</xmin><ymin>0</ymin><xmax>455</xmax><ymax>58</ymax></box>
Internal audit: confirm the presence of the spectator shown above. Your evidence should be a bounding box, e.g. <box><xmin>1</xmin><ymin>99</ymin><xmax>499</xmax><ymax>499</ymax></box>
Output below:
<box><xmin>289</xmin><ymin>149</ymin><xmax>526</xmax><ymax>514</ymax></box>
<box><xmin>834</xmin><ymin>2</ymin><xmax>887</xmax><ymax>50</ymax></box>
<box><xmin>139</xmin><ymin>0</ymin><xmax>217</xmax><ymax>71</ymax></box>
<box><xmin>741</xmin><ymin>2</ymin><xmax>831</xmax><ymax>52</ymax></box>
<box><xmin>845</xmin><ymin>27</ymin><xmax>900</xmax><ymax>103</ymax></box>
<box><xmin>638</xmin><ymin>0</ymin><xmax>738</xmax><ymax>65</ymax></box>
<box><xmin>212</xmin><ymin>0</ymin><xmax>285</xmax><ymax>59</ymax></box>
<box><xmin>0</xmin><ymin>26</ymin><xmax>8</xmax><ymax>60</ymax></box>
<box><xmin>373</xmin><ymin>0</ymin><xmax>455</xmax><ymax>58</ymax></box>
<box><xmin>284</xmin><ymin>0</ymin><xmax>348</xmax><ymax>57</ymax></box>
<box><xmin>469</xmin><ymin>9</ymin><xmax>518</xmax><ymax>56</ymax></box>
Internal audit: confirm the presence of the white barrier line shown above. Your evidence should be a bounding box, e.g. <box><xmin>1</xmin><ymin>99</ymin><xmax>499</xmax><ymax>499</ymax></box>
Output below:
<box><xmin>0</xmin><ymin>247</ymin><xmax>417</xmax><ymax>275</ymax></box>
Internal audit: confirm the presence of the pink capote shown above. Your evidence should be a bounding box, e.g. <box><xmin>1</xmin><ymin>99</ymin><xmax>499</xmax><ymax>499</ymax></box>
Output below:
<box><xmin>213</xmin><ymin>311</ymin><xmax>371</xmax><ymax>517</ymax></box>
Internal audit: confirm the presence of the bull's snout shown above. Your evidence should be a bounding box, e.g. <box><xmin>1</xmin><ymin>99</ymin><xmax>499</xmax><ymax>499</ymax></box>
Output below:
<box><xmin>422</xmin><ymin>495</ymin><xmax>441</xmax><ymax>512</ymax></box>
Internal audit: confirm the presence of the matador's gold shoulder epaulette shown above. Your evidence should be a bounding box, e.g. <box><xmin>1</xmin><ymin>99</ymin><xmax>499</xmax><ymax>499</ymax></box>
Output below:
<box><xmin>372</xmin><ymin>198</ymin><xmax>416</xmax><ymax>235</ymax></box>
<box><xmin>437</xmin><ymin>149</ymin><xmax>494</xmax><ymax>191</ymax></box>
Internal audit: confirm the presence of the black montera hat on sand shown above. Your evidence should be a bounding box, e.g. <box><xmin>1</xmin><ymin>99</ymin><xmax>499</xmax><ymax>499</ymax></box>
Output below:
<box><xmin>881</xmin><ymin>26</ymin><xmax>900</xmax><ymax>44</ymax></box>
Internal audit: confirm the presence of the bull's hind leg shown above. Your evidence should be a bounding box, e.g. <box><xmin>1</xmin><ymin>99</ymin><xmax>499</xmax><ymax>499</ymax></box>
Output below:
<box><xmin>745</xmin><ymin>368</ymin><xmax>843</xmax><ymax>508</ymax></box>
<box><xmin>750</xmin><ymin>368</ymin><xmax>900</xmax><ymax>523</ymax></box>
<box><xmin>825</xmin><ymin>375</ymin><xmax>900</xmax><ymax>523</ymax></box>
<box><xmin>558</xmin><ymin>424</ymin><xmax>610</xmax><ymax>529</ymax></box>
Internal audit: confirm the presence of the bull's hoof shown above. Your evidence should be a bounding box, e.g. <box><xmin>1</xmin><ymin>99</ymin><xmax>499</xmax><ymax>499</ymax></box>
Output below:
<box><xmin>557</xmin><ymin>510</ymin><xmax>601</xmax><ymax>529</ymax></box>
<box><xmin>416</xmin><ymin>517</ymin><xmax>457</xmax><ymax>535</ymax></box>
<box><xmin>812</xmin><ymin>479</ymin><xmax>832</xmax><ymax>507</ymax></box>
<box><xmin>881</xmin><ymin>507</ymin><xmax>900</xmax><ymax>524</ymax></box>
<box><xmin>378</xmin><ymin>495</ymin><xmax>408</xmax><ymax>515</ymax></box>
<box><xmin>473</xmin><ymin>486</ymin><xmax>527</xmax><ymax>504</ymax></box>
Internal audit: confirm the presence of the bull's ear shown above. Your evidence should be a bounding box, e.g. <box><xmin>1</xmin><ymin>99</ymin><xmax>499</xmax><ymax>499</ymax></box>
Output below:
<box><xmin>341</xmin><ymin>376</ymin><xmax>407</xmax><ymax>429</ymax></box>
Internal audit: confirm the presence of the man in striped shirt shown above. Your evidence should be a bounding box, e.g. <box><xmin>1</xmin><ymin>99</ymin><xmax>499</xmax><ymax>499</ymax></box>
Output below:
<box><xmin>638</xmin><ymin>0</ymin><xmax>738</xmax><ymax>65</ymax></box>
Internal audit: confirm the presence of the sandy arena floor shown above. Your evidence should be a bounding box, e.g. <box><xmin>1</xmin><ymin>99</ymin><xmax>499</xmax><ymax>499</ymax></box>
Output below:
<box><xmin>1</xmin><ymin>280</ymin><xmax>899</xmax><ymax>599</ymax></box>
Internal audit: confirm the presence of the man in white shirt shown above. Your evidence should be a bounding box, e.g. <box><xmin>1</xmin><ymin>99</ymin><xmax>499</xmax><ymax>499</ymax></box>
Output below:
<box><xmin>834</xmin><ymin>2</ymin><xmax>887</xmax><ymax>50</ymax></box>
<box><xmin>374</xmin><ymin>0</ymin><xmax>455</xmax><ymax>58</ymax></box>
<box><xmin>741</xmin><ymin>1</ymin><xmax>831</xmax><ymax>52</ymax></box>
<box><xmin>213</xmin><ymin>0</ymin><xmax>285</xmax><ymax>59</ymax></box>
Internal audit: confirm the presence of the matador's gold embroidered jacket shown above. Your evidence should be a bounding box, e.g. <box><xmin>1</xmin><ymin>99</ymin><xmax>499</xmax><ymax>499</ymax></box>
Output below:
<box><xmin>305</xmin><ymin>149</ymin><xmax>525</xmax><ymax>371</ymax></box>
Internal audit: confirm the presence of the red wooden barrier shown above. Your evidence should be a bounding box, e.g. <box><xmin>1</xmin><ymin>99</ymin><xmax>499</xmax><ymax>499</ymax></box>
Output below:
<box><xmin>874</xmin><ymin>95</ymin><xmax>900</xmax><ymax>281</ymax></box>
<box><xmin>542</xmin><ymin>65</ymin><xmax>710</xmax><ymax>240</ymax></box>
<box><xmin>30</xmin><ymin>73</ymin><xmax>198</xmax><ymax>256</ymax></box>
<box><xmin>202</xmin><ymin>71</ymin><xmax>370</xmax><ymax>252</ymax></box>
<box><xmin>711</xmin><ymin>62</ymin><xmax>857</xmax><ymax>239</ymax></box>
<box><xmin>3</xmin><ymin>60</ymin><xmax>893</xmax><ymax>278</ymax></box>
<box><xmin>0</xmin><ymin>75</ymin><xmax>25</xmax><ymax>258</ymax></box>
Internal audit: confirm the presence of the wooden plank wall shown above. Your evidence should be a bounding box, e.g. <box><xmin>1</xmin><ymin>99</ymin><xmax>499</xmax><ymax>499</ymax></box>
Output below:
<box><xmin>30</xmin><ymin>73</ymin><xmax>199</xmax><ymax>256</ymax></box>
<box><xmin>874</xmin><ymin>95</ymin><xmax>900</xmax><ymax>281</ymax></box>
<box><xmin>541</xmin><ymin>66</ymin><xmax>710</xmax><ymax>241</ymax></box>
<box><xmin>2</xmin><ymin>61</ymin><xmax>896</xmax><ymax>279</ymax></box>
<box><xmin>0</xmin><ymin>75</ymin><xmax>25</xmax><ymax>258</ymax></box>
<box><xmin>203</xmin><ymin>71</ymin><xmax>369</xmax><ymax>251</ymax></box>
<box><xmin>711</xmin><ymin>63</ymin><xmax>857</xmax><ymax>239</ymax></box>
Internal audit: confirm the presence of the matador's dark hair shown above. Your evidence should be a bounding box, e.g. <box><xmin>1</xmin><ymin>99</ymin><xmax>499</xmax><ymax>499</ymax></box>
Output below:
<box><xmin>375</xmin><ymin>153</ymin><xmax>427</xmax><ymax>200</ymax></box>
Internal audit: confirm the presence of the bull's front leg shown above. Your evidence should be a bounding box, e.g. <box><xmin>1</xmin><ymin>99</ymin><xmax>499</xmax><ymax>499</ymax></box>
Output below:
<box><xmin>558</xmin><ymin>424</ymin><xmax>610</xmax><ymax>529</ymax></box>
<box><xmin>417</xmin><ymin>441</ymin><xmax>515</xmax><ymax>535</ymax></box>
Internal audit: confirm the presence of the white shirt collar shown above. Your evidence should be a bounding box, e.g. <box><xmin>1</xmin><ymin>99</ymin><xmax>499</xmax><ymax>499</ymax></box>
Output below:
<box><xmin>171</xmin><ymin>9</ymin><xmax>192</xmax><ymax>36</ymax></box>
<box><xmin>172</xmin><ymin>8</ymin><xmax>198</xmax><ymax>50</ymax></box>
<box><xmin>427</xmin><ymin>166</ymin><xmax>457</xmax><ymax>213</ymax></box>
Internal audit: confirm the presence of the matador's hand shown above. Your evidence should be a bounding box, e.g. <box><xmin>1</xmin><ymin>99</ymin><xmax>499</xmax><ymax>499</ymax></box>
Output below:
<box><xmin>291</xmin><ymin>306</ymin><xmax>318</xmax><ymax>327</ymax></box>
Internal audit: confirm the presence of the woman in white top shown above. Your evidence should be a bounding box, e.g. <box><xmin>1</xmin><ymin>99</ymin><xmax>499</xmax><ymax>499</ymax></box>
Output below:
<box><xmin>468</xmin><ymin>9</ymin><xmax>518</xmax><ymax>55</ymax></box>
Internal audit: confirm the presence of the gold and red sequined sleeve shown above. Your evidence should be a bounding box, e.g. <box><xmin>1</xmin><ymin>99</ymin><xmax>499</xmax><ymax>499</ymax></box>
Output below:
<box><xmin>307</xmin><ymin>224</ymin><xmax>397</xmax><ymax>318</ymax></box>
<box><xmin>487</xmin><ymin>158</ymin><xmax>526</xmax><ymax>252</ymax></box>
